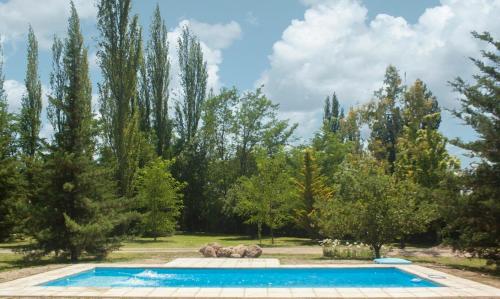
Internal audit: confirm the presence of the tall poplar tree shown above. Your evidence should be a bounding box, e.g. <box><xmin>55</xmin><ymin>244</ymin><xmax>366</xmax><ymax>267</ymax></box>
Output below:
<box><xmin>19</xmin><ymin>26</ymin><xmax>42</xmax><ymax>158</ymax></box>
<box><xmin>147</xmin><ymin>4</ymin><xmax>171</xmax><ymax>158</ymax></box>
<box><xmin>31</xmin><ymin>4</ymin><xmax>124</xmax><ymax>261</ymax></box>
<box><xmin>173</xmin><ymin>26</ymin><xmax>208</xmax><ymax>231</ymax></box>
<box><xmin>175</xmin><ymin>26</ymin><xmax>207</xmax><ymax>149</ymax></box>
<box><xmin>97</xmin><ymin>0</ymin><xmax>142</xmax><ymax>197</ymax></box>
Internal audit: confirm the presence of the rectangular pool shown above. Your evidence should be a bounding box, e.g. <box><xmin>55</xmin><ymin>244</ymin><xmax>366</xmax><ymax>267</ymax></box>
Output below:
<box><xmin>41</xmin><ymin>267</ymin><xmax>441</xmax><ymax>288</ymax></box>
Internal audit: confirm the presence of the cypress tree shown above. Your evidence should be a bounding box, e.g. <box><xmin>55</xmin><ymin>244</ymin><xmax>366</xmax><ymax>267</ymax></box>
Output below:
<box><xmin>30</xmin><ymin>3</ymin><xmax>123</xmax><ymax>261</ymax></box>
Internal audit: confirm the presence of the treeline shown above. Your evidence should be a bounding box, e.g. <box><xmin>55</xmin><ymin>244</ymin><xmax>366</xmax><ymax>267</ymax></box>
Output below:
<box><xmin>0</xmin><ymin>0</ymin><xmax>497</xmax><ymax>264</ymax></box>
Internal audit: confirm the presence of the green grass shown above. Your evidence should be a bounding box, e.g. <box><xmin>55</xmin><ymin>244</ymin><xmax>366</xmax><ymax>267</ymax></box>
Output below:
<box><xmin>408</xmin><ymin>256</ymin><xmax>498</xmax><ymax>276</ymax></box>
<box><xmin>122</xmin><ymin>232</ymin><xmax>315</xmax><ymax>248</ymax></box>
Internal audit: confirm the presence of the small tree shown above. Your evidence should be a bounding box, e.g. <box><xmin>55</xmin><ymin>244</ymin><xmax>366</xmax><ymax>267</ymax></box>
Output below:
<box><xmin>316</xmin><ymin>155</ymin><xmax>436</xmax><ymax>258</ymax></box>
<box><xmin>135</xmin><ymin>159</ymin><xmax>184</xmax><ymax>240</ymax></box>
<box><xmin>229</xmin><ymin>149</ymin><xmax>293</xmax><ymax>244</ymax></box>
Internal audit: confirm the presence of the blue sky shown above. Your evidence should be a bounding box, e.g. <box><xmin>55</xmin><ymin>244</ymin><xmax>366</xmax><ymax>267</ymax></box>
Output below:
<box><xmin>1</xmin><ymin>0</ymin><xmax>499</xmax><ymax>167</ymax></box>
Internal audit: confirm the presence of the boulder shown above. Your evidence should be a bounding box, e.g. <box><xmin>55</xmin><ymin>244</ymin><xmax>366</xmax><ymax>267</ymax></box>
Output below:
<box><xmin>245</xmin><ymin>245</ymin><xmax>262</xmax><ymax>258</ymax></box>
<box><xmin>198</xmin><ymin>243</ymin><xmax>263</xmax><ymax>258</ymax></box>
<box><xmin>199</xmin><ymin>245</ymin><xmax>217</xmax><ymax>257</ymax></box>
<box><xmin>232</xmin><ymin>245</ymin><xmax>247</xmax><ymax>257</ymax></box>
<box><xmin>216</xmin><ymin>247</ymin><xmax>232</xmax><ymax>257</ymax></box>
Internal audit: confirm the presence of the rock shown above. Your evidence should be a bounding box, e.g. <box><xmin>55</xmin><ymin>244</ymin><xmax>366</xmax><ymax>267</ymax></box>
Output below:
<box><xmin>208</xmin><ymin>242</ymin><xmax>222</xmax><ymax>251</ymax></box>
<box><xmin>199</xmin><ymin>245</ymin><xmax>217</xmax><ymax>257</ymax></box>
<box><xmin>232</xmin><ymin>245</ymin><xmax>247</xmax><ymax>257</ymax></box>
<box><xmin>245</xmin><ymin>245</ymin><xmax>262</xmax><ymax>258</ymax></box>
<box><xmin>230</xmin><ymin>253</ymin><xmax>241</xmax><ymax>258</ymax></box>
<box><xmin>216</xmin><ymin>247</ymin><xmax>232</xmax><ymax>257</ymax></box>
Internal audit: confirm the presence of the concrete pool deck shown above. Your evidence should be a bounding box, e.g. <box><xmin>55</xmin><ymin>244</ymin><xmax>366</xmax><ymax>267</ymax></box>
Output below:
<box><xmin>0</xmin><ymin>258</ymin><xmax>499</xmax><ymax>298</ymax></box>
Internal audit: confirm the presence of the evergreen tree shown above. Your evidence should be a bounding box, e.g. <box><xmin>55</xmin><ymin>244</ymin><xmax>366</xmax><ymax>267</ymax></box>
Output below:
<box><xmin>30</xmin><ymin>4</ymin><xmax>125</xmax><ymax>261</ymax></box>
<box><xmin>97</xmin><ymin>0</ymin><xmax>142</xmax><ymax>197</ymax></box>
<box><xmin>444</xmin><ymin>32</ymin><xmax>500</xmax><ymax>265</ymax></box>
<box><xmin>293</xmin><ymin>149</ymin><xmax>332</xmax><ymax>238</ymax></box>
<box><xmin>147</xmin><ymin>4</ymin><xmax>171</xmax><ymax>158</ymax></box>
<box><xmin>0</xmin><ymin>38</ymin><xmax>25</xmax><ymax>241</ymax></box>
<box><xmin>135</xmin><ymin>159</ymin><xmax>184</xmax><ymax>240</ymax></box>
<box><xmin>19</xmin><ymin>26</ymin><xmax>42</xmax><ymax>158</ymax></box>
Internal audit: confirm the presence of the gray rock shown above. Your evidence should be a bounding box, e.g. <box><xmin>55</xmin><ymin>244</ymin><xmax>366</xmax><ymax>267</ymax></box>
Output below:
<box><xmin>245</xmin><ymin>245</ymin><xmax>262</xmax><ymax>258</ymax></box>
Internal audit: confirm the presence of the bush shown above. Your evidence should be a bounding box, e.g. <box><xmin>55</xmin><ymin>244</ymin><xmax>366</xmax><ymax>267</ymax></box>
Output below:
<box><xmin>320</xmin><ymin>239</ymin><xmax>389</xmax><ymax>260</ymax></box>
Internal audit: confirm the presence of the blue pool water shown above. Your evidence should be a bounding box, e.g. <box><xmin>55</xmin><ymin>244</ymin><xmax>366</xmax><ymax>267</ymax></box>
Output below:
<box><xmin>41</xmin><ymin>267</ymin><xmax>440</xmax><ymax>288</ymax></box>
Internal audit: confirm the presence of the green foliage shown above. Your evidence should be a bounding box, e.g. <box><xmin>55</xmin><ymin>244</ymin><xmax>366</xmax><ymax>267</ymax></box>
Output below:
<box><xmin>0</xmin><ymin>41</ymin><xmax>26</xmax><ymax>241</ymax></box>
<box><xmin>443</xmin><ymin>32</ymin><xmax>500</xmax><ymax>265</ymax></box>
<box><xmin>322</xmin><ymin>92</ymin><xmax>344</xmax><ymax>134</ymax></box>
<box><xmin>19</xmin><ymin>26</ymin><xmax>42</xmax><ymax>158</ymax></box>
<box><xmin>97</xmin><ymin>0</ymin><xmax>143</xmax><ymax>197</ymax></box>
<box><xmin>147</xmin><ymin>4</ymin><xmax>172</xmax><ymax>158</ymax></box>
<box><xmin>364</xmin><ymin>65</ymin><xmax>404</xmax><ymax>173</ymax></box>
<box><xmin>135</xmin><ymin>159</ymin><xmax>184</xmax><ymax>240</ymax></box>
<box><xmin>27</xmin><ymin>5</ymin><xmax>127</xmax><ymax>261</ymax></box>
<box><xmin>292</xmin><ymin>149</ymin><xmax>332</xmax><ymax>237</ymax></box>
<box><xmin>229</xmin><ymin>149</ymin><xmax>294</xmax><ymax>244</ymax></box>
<box><xmin>316</xmin><ymin>155</ymin><xmax>437</xmax><ymax>257</ymax></box>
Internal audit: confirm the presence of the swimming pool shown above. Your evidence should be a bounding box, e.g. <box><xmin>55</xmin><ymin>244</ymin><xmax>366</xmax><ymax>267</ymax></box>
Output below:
<box><xmin>41</xmin><ymin>267</ymin><xmax>441</xmax><ymax>288</ymax></box>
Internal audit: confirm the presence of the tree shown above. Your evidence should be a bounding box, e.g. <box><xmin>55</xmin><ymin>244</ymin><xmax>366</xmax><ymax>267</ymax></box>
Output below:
<box><xmin>316</xmin><ymin>155</ymin><xmax>436</xmax><ymax>257</ymax></box>
<box><xmin>19</xmin><ymin>26</ymin><xmax>42</xmax><ymax>158</ymax></box>
<box><xmin>364</xmin><ymin>65</ymin><xmax>404</xmax><ymax>173</ymax></box>
<box><xmin>135</xmin><ymin>159</ymin><xmax>184</xmax><ymax>240</ymax></box>
<box><xmin>175</xmin><ymin>25</ymin><xmax>207</xmax><ymax>149</ymax></box>
<box><xmin>0</xmin><ymin>38</ymin><xmax>25</xmax><ymax>241</ymax></box>
<box><xmin>322</xmin><ymin>92</ymin><xmax>344</xmax><ymax>134</ymax></box>
<box><xmin>292</xmin><ymin>148</ymin><xmax>332</xmax><ymax>238</ymax></box>
<box><xmin>147</xmin><ymin>4</ymin><xmax>171</xmax><ymax>158</ymax></box>
<box><xmin>396</xmin><ymin>79</ymin><xmax>458</xmax><ymax>188</ymax></box>
<box><xmin>29</xmin><ymin>4</ymin><xmax>126</xmax><ymax>261</ymax></box>
<box><xmin>443</xmin><ymin>32</ymin><xmax>500</xmax><ymax>265</ymax></box>
<box><xmin>229</xmin><ymin>149</ymin><xmax>293</xmax><ymax>244</ymax></box>
<box><xmin>97</xmin><ymin>0</ymin><xmax>142</xmax><ymax>197</ymax></box>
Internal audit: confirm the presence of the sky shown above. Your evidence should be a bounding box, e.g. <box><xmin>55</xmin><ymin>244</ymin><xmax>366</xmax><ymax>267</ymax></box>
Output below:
<box><xmin>1</xmin><ymin>0</ymin><xmax>499</xmax><ymax>167</ymax></box>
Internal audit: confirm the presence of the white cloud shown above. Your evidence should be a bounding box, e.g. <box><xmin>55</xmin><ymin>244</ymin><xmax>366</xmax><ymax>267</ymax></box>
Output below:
<box><xmin>258</xmin><ymin>0</ymin><xmax>500</xmax><ymax>142</ymax></box>
<box><xmin>168</xmin><ymin>19</ymin><xmax>242</xmax><ymax>93</ymax></box>
<box><xmin>0</xmin><ymin>0</ymin><xmax>96</xmax><ymax>49</ymax></box>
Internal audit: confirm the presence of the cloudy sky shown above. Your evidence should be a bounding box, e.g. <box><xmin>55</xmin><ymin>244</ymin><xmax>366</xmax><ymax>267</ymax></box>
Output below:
<box><xmin>1</xmin><ymin>0</ymin><xmax>499</xmax><ymax>166</ymax></box>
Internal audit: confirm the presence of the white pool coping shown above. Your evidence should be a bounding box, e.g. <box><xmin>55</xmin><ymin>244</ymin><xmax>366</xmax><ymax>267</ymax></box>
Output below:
<box><xmin>0</xmin><ymin>258</ymin><xmax>499</xmax><ymax>298</ymax></box>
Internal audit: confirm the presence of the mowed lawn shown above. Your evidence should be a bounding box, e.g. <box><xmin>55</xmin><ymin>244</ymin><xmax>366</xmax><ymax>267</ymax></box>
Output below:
<box><xmin>122</xmin><ymin>232</ymin><xmax>315</xmax><ymax>248</ymax></box>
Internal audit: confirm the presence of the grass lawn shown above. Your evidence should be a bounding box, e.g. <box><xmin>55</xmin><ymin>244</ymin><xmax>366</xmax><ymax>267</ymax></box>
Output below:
<box><xmin>122</xmin><ymin>232</ymin><xmax>315</xmax><ymax>248</ymax></box>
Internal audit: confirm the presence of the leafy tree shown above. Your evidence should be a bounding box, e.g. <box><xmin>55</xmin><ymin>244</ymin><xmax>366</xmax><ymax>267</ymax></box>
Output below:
<box><xmin>364</xmin><ymin>65</ymin><xmax>404</xmax><ymax>173</ymax></box>
<box><xmin>147</xmin><ymin>4</ymin><xmax>171</xmax><ymax>158</ymax></box>
<box><xmin>396</xmin><ymin>80</ymin><xmax>459</xmax><ymax>188</ymax></box>
<box><xmin>175</xmin><ymin>26</ymin><xmax>207</xmax><ymax>149</ymax></box>
<box><xmin>28</xmin><ymin>4</ymin><xmax>127</xmax><ymax>261</ymax></box>
<box><xmin>19</xmin><ymin>26</ymin><xmax>42</xmax><ymax>158</ymax></box>
<box><xmin>97</xmin><ymin>0</ymin><xmax>142</xmax><ymax>197</ymax></box>
<box><xmin>292</xmin><ymin>148</ymin><xmax>332</xmax><ymax>238</ymax></box>
<box><xmin>443</xmin><ymin>32</ymin><xmax>500</xmax><ymax>265</ymax></box>
<box><xmin>0</xmin><ymin>39</ymin><xmax>25</xmax><ymax>241</ymax></box>
<box><xmin>229</xmin><ymin>149</ymin><xmax>294</xmax><ymax>244</ymax></box>
<box><xmin>135</xmin><ymin>159</ymin><xmax>184</xmax><ymax>240</ymax></box>
<box><xmin>316</xmin><ymin>155</ymin><xmax>436</xmax><ymax>257</ymax></box>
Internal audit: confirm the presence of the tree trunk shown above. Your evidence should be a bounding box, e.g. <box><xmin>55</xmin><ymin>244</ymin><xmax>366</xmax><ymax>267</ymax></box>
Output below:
<box><xmin>399</xmin><ymin>236</ymin><xmax>406</xmax><ymax>249</ymax></box>
<box><xmin>70</xmin><ymin>249</ymin><xmax>78</xmax><ymax>262</ymax></box>
<box><xmin>271</xmin><ymin>227</ymin><xmax>274</xmax><ymax>244</ymax></box>
<box><xmin>373</xmin><ymin>244</ymin><xmax>381</xmax><ymax>258</ymax></box>
<box><xmin>257</xmin><ymin>222</ymin><xmax>262</xmax><ymax>245</ymax></box>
